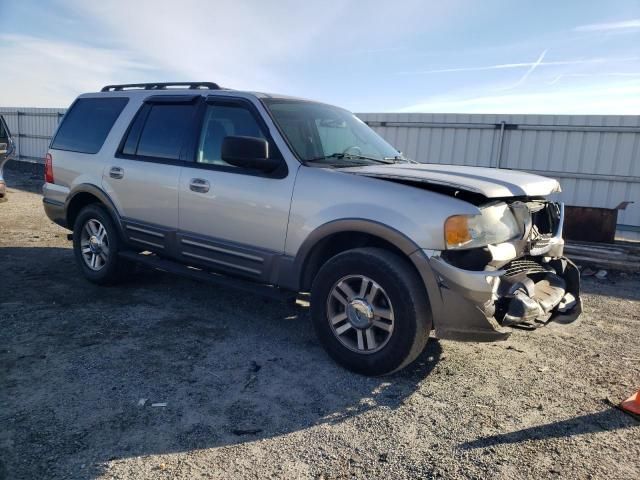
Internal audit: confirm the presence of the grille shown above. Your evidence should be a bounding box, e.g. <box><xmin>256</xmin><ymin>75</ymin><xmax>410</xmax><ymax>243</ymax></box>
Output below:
<box><xmin>503</xmin><ymin>259</ymin><xmax>549</xmax><ymax>277</ymax></box>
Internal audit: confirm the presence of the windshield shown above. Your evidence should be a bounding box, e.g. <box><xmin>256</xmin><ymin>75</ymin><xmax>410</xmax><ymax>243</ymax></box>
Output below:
<box><xmin>262</xmin><ymin>99</ymin><xmax>403</xmax><ymax>166</ymax></box>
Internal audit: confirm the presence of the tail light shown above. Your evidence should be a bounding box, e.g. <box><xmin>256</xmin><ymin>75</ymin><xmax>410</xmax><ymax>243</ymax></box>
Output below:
<box><xmin>44</xmin><ymin>153</ymin><xmax>54</xmax><ymax>183</ymax></box>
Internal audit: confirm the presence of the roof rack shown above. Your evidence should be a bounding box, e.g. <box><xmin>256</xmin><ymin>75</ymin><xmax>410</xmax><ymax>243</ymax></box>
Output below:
<box><xmin>101</xmin><ymin>82</ymin><xmax>221</xmax><ymax>92</ymax></box>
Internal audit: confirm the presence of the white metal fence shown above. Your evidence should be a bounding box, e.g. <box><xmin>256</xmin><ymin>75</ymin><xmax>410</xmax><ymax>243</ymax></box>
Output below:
<box><xmin>359</xmin><ymin>113</ymin><xmax>640</xmax><ymax>231</ymax></box>
<box><xmin>1</xmin><ymin>108</ymin><xmax>638</xmax><ymax>231</ymax></box>
<box><xmin>0</xmin><ymin>108</ymin><xmax>66</xmax><ymax>163</ymax></box>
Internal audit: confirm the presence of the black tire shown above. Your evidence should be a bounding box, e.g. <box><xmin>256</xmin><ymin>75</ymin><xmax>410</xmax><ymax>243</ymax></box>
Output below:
<box><xmin>72</xmin><ymin>204</ymin><xmax>131</xmax><ymax>285</ymax></box>
<box><xmin>310</xmin><ymin>247</ymin><xmax>432</xmax><ymax>376</ymax></box>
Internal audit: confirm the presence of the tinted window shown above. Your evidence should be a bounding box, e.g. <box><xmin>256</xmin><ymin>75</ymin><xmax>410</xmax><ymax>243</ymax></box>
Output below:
<box><xmin>51</xmin><ymin>98</ymin><xmax>128</xmax><ymax>154</ymax></box>
<box><xmin>136</xmin><ymin>104</ymin><xmax>195</xmax><ymax>159</ymax></box>
<box><xmin>121</xmin><ymin>107</ymin><xmax>148</xmax><ymax>156</ymax></box>
<box><xmin>197</xmin><ymin>105</ymin><xmax>265</xmax><ymax>166</ymax></box>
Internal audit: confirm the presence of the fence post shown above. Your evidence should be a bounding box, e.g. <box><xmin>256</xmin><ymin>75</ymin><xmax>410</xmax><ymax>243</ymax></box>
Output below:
<box><xmin>494</xmin><ymin>121</ymin><xmax>506</xmax><ymax>169</ymax></box>
<box><xmin>16</xmin><ymin>111</ymin><xmax>22</xmax><ymax>163</ymax></box>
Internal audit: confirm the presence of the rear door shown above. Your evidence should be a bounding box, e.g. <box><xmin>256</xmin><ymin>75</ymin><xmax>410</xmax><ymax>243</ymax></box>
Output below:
<box><xmin>177</xmin><ymin>96</ymin><xmax>296</xmax><ymax>281</ymax></box>
<box><xmin>102</xmin><ymin>95</ymin><xmax>200</xmax><ymax>252</ymax></box>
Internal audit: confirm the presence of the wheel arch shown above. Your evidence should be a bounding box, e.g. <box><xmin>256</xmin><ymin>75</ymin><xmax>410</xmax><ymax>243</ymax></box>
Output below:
<box><xmin>65</xmin><ymin>184</ymin><xmax>124</xmax><ymax>236</ymax></box>
<box><xmin>289</xmin><ymin>219</ymin><xmax>424</xmax><ymax>292</ymax></box>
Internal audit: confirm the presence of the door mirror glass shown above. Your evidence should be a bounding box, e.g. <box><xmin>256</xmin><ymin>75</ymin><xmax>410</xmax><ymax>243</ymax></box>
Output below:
<box><xmin>221</xmin><ymin>136</ymin><xmax>280</xmax><ymax>172</ymax></box>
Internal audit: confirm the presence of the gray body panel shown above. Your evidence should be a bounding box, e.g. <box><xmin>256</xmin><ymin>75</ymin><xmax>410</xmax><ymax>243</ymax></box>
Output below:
<box><xmin>177</xmin><ymin>165</ymin><xmax>298</xmax><ymax>253</ymax></box>
<box><xmin>285</xmin><ymin>166</ymin><xmax>478</xmax><ymax>254</ymax></box>
<box><xmin>103</xmin><ymin>161</ymin><xmax>181</xmax><ymax>228</ymax></box>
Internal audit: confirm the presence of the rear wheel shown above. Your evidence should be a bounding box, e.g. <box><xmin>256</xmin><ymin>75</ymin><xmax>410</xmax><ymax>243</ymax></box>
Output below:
<box><xmin>311</xmin><ymin>247</ymin><xmax>431</xmax><ymax>375</ymax></box>
<box><xmin>73</xmin><ymin>204</ymin><xmax>131</xmax><ymax>285</ymax></box>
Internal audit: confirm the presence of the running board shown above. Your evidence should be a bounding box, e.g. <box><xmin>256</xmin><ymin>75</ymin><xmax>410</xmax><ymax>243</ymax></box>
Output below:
<box><xmin>118</xmin><ymin>251</ymin><xmax>295</xmax><ymax>301</ymax></box>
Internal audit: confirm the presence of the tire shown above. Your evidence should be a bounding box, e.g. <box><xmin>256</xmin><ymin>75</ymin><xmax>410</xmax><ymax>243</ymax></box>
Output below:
<box><xmin>310</xmin><ymin>247</ymin><xmax>432</xmax><ymax>376</ymax></box>
<box><xmin>72</xmin><ymin>204</ymin><xmax>131</xmax><ymax>285</ymax></box>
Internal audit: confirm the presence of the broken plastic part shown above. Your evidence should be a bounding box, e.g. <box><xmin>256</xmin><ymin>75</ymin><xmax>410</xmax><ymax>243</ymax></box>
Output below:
<box><xmin>557</xmin><ymin>292</ymin><xmax>576</xmax><ymax>313</ymax></box>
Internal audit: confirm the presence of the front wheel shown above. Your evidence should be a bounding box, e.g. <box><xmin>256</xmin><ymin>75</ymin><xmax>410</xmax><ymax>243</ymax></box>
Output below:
<box><xmin>310</xmin><ymin>247</ymin><xmax>432</xmax><ymax>376</ymax></box>
<box><xmin>73</xmin><ymin>204</ymin><xmax>131</xmax><ymax>285</ymax></box>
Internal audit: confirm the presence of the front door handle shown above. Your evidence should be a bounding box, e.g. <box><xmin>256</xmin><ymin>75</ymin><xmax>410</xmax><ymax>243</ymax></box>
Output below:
<box><xmin>189</xmin><ymin>178</ymin><xmax>210</xmax><ymax>193</ymax></box>
<box><xmin>109</xmin><ymin>166</ymin><xmax>124</xmax><ymax>179</ymax></box>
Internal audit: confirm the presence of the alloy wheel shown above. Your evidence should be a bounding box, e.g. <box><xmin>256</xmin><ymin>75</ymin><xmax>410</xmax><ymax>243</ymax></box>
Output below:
<box><xmin>80</xmin><ymin>218</ymin><xmax>109</xmax><ymax>271</ymax></box>
<box><xmin>326</xmin><ymin>274</ymin><xmax>395</xmax><ymax>354</ymax></box>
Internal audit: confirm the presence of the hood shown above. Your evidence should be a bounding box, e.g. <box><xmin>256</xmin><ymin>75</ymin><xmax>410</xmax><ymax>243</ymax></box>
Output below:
<box><xmin>340</xmin><ymin>163</ymin><xmax>561</xmax><ymax>198</ymax></box>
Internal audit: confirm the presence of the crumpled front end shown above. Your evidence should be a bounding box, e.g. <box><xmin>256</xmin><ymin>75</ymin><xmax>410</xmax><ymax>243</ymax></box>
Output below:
<box><xmin>416</xmin><ymin>201</ymin><xmax>582</xmax><ymax>341</ymax></box>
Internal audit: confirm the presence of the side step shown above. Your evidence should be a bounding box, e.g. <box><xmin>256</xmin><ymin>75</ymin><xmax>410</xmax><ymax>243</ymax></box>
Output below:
<box><xmin>118</xmin><ymin>251</ymin><xmax>296</xmax><ymax>301</ymax></box>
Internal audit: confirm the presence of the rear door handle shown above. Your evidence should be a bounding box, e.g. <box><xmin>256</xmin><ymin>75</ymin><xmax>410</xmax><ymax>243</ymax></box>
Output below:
<box><xmin>109</xmin><ymin>166</ymin><xmax>124</xmax><ymax>179</ymax></box>
<box><xmin>189</xmin><ymin>178</ymin><xmax>210</xmax><ymax>193</ymax></box>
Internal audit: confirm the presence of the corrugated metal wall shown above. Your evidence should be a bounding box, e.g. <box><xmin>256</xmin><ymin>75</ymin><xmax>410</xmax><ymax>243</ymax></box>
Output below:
<box><xmin>1</xmin><ymin>108</ymin><xmax>638</xmax><ymax>230</ymax></box>
<box><xmin>359</xmin><ymin>113</ymin><xmax>640</xmax><ymax>231</ymax></box>
<box><xmin>0</xmin><ymin>108</ymin><xmax>66</xmax><ymax>163</ymax></box>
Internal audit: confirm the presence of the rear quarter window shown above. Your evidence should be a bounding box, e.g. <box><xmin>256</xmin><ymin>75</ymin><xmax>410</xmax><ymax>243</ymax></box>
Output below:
<box><xmin>51</xmin><ymin>97</ymin><xmax>128</xmax><ymax>154</ymax></box>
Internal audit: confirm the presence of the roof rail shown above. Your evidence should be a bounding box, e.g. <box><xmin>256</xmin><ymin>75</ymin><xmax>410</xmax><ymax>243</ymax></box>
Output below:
<box><xmin>100</xmin><ymin>82</ymin><xmax>221</xmax><ymax>92</ymax></box>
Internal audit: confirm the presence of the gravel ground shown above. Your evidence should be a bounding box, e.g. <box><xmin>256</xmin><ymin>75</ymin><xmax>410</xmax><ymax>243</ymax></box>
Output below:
<box><xmin>1</xmin><ymin>162</ymin><xmax>639</xmax><ymax>480</ymax></box>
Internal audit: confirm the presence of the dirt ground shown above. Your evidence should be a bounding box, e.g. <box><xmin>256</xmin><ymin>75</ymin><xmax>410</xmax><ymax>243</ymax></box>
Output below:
<box><xmin>1</xmin><ymin>163</ymin><xmax>639</xmax><ymax>480</ymax></box>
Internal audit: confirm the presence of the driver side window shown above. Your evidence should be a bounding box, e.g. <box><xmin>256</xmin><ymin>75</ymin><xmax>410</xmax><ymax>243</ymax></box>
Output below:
<box><xmin>197</xmin><ymin>104</ymin><xmax>266</xmax><ymax>166</ymax></box>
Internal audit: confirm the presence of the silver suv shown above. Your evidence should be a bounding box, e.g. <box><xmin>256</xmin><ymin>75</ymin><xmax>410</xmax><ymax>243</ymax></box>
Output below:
<box><xmin>43</xmin><ymin>82</ymin><xmax>581</xmax><ymax>375</ymax></box>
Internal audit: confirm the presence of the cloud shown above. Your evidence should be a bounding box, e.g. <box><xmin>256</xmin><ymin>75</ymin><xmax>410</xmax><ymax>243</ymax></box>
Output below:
<box><xmin>547</xmin><ymin>72</ymin><xmax>640</xmax><ymax>85</ymax></box>
<box><xmin>1</xmin><ymin>0</ymin><xmax>446</xmax><ymax>106</ymax></box>
<box><xmin>0</xmin><ymin>34</ymin><xmax>156</xmax><ymax>106</ymax></box>
<box><xmin>397</xmin><ymin>79</ymin><xmax>640</xmax><ymax>115</ymax></box>
<box><xmin>507</xmin><ymin>49</ymin><xmax>547</xmax><ymax>89</ymax></box>
<box><xmin>574</xmin><ymin>19</ymin><xmax>640</xmax><ymax>32</ymax></box>
<box><xmin>398</xmin><ymin>56</ymin><xmax>636</xmax><ymax>75</ymax></box>
<box><xmin>63</xmin><ymin>0</ymin><xmax>444</xmax><ymax>93</ymax></box>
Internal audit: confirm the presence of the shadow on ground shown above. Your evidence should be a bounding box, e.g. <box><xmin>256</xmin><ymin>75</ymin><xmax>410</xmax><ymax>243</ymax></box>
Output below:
<box><xmin>0</xmin><ymin>246</ymin><xmax>442</xmax><ymax>480</ymax></box>
<box><xmin>1</xmin><ymin>160</ymin><xmax>44</xmax><ymax>194</ymax></box>
<box><xmin>460</xmin><ymin>408</ymin><xmax>638</xmax><ymax>450</ymax></box>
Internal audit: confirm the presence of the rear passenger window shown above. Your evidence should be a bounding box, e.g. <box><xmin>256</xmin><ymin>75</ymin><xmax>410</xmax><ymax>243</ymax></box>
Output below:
<box><xmin>135</xmin><ymin>104</ymin><xmax>195</xmax><ymax>160</ymax></box>
<box><xmin>51</xmin><ymin>98</ymin><xmax>128</xmax><ymax>154</ymax></box>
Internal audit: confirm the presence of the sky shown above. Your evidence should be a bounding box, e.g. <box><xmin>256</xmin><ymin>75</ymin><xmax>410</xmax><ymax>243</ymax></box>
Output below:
<box><xmin>0</xmin><ymin>0</ymin><xmax>639</xmax><ymax>114</ymax></box>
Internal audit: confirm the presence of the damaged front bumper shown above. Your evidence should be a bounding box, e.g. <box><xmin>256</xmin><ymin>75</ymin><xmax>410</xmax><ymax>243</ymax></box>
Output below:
<box><xmin>427</xmin><ymin>253</ymin><xmax>582</xmax><ymax>340</ymax></box>
<box><xmin>412</xmin><ymin>203</ymin><xmax>582</xmax><ymax>341</ymax></box>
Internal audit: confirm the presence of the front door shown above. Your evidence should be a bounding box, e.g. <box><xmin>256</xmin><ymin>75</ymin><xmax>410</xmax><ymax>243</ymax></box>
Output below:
<box><xmin>177</xmin><ymin>97</ymin><xmax>297</xmax><ymax>281</ymax></box>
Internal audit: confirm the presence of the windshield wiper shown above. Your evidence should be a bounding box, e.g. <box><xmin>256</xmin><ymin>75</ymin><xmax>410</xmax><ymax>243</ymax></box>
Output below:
<box><xmin>384</xmin><ymin>155</ymin><xmax>417</xmax><ymax>164</ymax></box>
<box><xmin>306</xmin><ymin>153</ymin><xmax>394</xmax><ymax>165</ymax></box>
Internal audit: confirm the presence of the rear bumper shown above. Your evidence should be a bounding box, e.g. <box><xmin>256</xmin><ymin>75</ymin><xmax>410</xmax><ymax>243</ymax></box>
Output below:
<box><xmin>410</xmin><ymin>249</ymin><xmax>582</xmax><ymax>341</ymax></box>
<box><xmin>43</xmin><ymin>198</ymin><xmax>68</xmax><ymax>229</ymax></box>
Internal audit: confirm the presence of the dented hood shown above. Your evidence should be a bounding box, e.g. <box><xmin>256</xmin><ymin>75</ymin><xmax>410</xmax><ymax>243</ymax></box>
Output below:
<box><xmin>340</xmin><ymin>163</ymin><xmax>561</xmax><ymax>198</ymax></box>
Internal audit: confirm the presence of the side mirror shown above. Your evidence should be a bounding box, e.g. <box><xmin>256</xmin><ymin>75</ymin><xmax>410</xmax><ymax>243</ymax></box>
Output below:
<box><xmin>221</xmin><ymin>136</ymin><xmax>280</xmax><ymax>172</ymax></box>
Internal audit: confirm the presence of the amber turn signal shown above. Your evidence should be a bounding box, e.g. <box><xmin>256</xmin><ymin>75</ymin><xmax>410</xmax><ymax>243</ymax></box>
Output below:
<box><xmin>444</xmin><ymin>215</ymin><xmax>472</xmax><ymax>247</ymax></box>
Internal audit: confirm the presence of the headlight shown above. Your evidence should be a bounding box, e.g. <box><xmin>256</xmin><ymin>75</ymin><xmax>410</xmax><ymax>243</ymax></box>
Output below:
<box><xmin>445</xmin><ymin>202</ymin><xmax>522</xmax><ymax>249</ymax></box>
